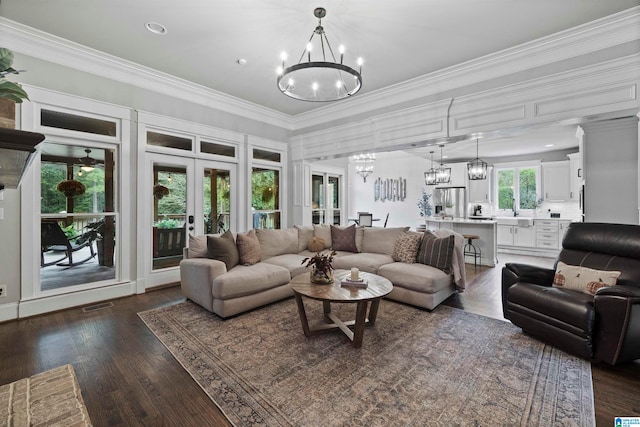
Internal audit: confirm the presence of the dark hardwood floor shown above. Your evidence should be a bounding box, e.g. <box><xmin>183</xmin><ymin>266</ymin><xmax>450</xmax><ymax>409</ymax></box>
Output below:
<box><xmin>1</xmin><ymin>253</ymin><xmax>638</xmax><ymax>426</ymax></box>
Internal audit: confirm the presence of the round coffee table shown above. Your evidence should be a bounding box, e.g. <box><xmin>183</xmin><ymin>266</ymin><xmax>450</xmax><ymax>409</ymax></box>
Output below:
<box><xmin>290</xmin><ymin>269</ymin><xmax>393</xmax><ymax>348</ymax></box>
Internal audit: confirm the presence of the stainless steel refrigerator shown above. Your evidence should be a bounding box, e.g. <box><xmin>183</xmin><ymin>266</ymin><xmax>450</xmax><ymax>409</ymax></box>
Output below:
<box><xmin>433</xmin><ymin>186</ymin><xmax>467</xmax><ymax>219</ymax></box>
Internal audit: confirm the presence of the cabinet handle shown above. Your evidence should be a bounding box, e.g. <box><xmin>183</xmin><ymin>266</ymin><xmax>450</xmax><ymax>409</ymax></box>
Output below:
<box><xmin>570</xmin><ymin>191</ymin><xmax>573</xmax><ymax>198</ymax></box>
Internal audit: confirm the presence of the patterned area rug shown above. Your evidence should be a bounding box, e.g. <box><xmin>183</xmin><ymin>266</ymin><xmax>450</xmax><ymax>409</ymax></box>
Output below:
<box><xmin>0</xmin><ymin>364</ymin><xmax>92</xmax><ymax>426</ymax></box>
<box><xmin>139</xmin><ymin>299</ymin><xmax>595</xmax><ymax>426</ymax></box>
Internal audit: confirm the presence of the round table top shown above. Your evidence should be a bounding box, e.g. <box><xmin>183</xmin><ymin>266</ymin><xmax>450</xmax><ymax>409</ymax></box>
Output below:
<box><xmin>290</xmin><ymin>269</ymin><xmax>393</xmax><ymax>303</ymax></box>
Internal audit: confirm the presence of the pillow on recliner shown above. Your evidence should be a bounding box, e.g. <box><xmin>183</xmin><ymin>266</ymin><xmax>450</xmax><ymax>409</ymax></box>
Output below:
<box><xmin>553</xmin><ymin>261</ymin><xmax>621</xmax><ymax>295</ymax></box>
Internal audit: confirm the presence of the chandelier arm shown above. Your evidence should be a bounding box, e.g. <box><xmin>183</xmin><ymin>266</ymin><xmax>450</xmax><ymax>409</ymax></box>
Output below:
<box><xmin>297</xmin><ymin>31</ymin><xmax>317</xmax><ymax>64</ymax></box>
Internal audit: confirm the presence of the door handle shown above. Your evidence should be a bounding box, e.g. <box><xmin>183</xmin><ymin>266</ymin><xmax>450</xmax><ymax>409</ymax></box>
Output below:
<box><xmin>188</xmin><ymin>226</ymin><xmax>194</xmax><ymax>231</ymax></box>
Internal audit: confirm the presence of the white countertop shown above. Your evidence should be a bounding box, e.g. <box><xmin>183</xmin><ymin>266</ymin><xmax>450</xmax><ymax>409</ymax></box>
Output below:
<box><xmin>425</xmin><ymin>218</ymin><xmax>497</xmax><ymax>224</ymax></box>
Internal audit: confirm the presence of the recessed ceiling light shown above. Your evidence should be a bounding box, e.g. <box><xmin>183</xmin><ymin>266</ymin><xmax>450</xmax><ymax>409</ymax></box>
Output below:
<box><xmin>237</xmin><ymin>59</ymin><xmax>247</xmax><ymax>66</ymax></box>
<box><xmin>145</xmin><ymin>22</ymin><xmax>167</xmax><ymax>35</ymax></box>
<box><xmin>545</xmin><ymin>144</ymin><xmax>554</xmax><ymax>147</ymax></box>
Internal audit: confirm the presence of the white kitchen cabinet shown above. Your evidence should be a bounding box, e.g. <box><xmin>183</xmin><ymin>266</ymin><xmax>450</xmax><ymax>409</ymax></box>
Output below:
<box><xmin>542</xmin><ymin>160</ymin><xmax>571</xmax><ymax>201</ymax></box>
<box><xmin>558</xmin><ymin>220</ymin><xmax>572</xmax><ymax>248</ymax></box>
<box><xmin>497</xmin><ymin>224</ymin><xmax>536</xmax><ymax>247</ymax></box>
<box><xmin>448</xmin><ymin>162</ymin><xmax>468</xmax><ymax>187</ymax></box>
<box><xmin>535</xmin><ymin>219</ymin><xmax>560</xmax><ymax>250</ymax></box>
<box><xmin>467</xmin><ymin>166</ymin><xmax>492</xmax><ymax>203</ymax></box>
<box><xmin>568</xmin><ymin>153</ymin><xmax>583</xmax><ymax>201</ymax></box>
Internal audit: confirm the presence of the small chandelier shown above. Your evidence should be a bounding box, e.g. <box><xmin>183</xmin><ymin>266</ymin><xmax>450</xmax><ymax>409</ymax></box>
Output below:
<box><xmin>79</xmin><ymin>148</ymin><xmax>97</xmax><ymax>172</ymax></box>
<box><xmin>467</xmin><ymin>138</ymin><xmax>488</xmax><ymax>180</ymax></box>
<box><xmin>354</xmin><ymin>153</ymin><xmax>375</xmax><ymax>182</ymax></box>
<box><xmin>277</xmin><ymin>7</ymin><xmax>363</xmax><ymax>102</ymax></box>
<box><xmin>424</xmin><ymin>150</ymin><xmax>438</xmax><ymax>185</ymax></box>
<box><xmin>436</xmin><ymin>145</ymin><xmax>451</xmax><ymax>184</ymax></box>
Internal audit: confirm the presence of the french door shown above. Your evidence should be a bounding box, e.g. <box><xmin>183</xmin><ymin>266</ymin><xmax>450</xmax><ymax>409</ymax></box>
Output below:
<box><xmin>142</xmin><ymin>153</ymin><xmax>236</xmax><ymax>288</ymax></box>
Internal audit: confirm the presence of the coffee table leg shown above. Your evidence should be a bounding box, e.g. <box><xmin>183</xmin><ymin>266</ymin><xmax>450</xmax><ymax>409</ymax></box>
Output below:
<box><xmin>368</xmin><ymin>299</ymin><xmax>381</xmax><ymax>326</ymax></box>
<box><xmin>323</xmin><ymin>300</ymin><xmax>332</xmax><ymax>322</ymax></box>
<box><xmin>352</xmin><ymin>301</ymin><xmax>368</xmax><ymax>348</ymax></box>
<box><xmin>294</xmin><ymin>294</ymin><xmax>312</xmax><ymax>337</ymax></box>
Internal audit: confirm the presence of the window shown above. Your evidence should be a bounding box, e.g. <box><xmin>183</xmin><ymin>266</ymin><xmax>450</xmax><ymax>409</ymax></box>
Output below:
<box><xmin>252</xmin><ymin>167</ymin><xmax>281</xmax><ymax>229</ymax></box>
<box><xmin>496</xmin><ymin>165</ymin><xmax>539</xmax><ymax>214</ymax></box>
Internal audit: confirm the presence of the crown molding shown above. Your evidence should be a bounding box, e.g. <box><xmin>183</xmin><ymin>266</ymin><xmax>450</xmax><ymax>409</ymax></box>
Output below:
<box><xmin>290</xmin><ymin>6</ymin><xmax>640</xmax><ymax>131</ymax></box>
<box><xmin>0</xmin><ymin>17</ymin><xmax>293</xmax><ymax>130</ymax></box>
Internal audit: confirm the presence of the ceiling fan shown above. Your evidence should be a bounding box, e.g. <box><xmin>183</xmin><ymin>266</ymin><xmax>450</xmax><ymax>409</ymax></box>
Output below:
<box><xmin>79</xmin><ymin>148</ymin><xmax>98</xmax><ymax>172</ymax></box>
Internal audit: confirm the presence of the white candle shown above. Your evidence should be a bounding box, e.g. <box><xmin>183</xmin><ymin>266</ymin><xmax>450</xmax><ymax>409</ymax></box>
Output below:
<box><xmin>351</xmin><ymin>267</ymin><xmax>359</xmax><ymax>281</ymax></box>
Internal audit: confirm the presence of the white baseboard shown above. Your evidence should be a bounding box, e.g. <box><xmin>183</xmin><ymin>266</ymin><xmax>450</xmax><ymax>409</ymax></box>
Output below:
<box><xmin>0</xmin><ymin>302</ymin><xmax>19</xmax><ymax>323</ymax></box>
<box><xmin>18</xmin><ymin>282</ymin><xmax>137</xmax><ymax>318</ymax></box>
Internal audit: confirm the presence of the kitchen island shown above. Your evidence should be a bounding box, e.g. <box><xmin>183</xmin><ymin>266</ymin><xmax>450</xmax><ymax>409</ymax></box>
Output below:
<box><xmin>425</xmin><ymin>218</ymin><xmax>497</xmax><ymax>267</ymax></box>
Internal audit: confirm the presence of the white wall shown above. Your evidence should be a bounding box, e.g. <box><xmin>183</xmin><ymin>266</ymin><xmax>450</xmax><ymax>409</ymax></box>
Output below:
<box><xmin>345</xmin><ymin>152</ymin><xmax>431</xmax><ymax>230</ymax></box>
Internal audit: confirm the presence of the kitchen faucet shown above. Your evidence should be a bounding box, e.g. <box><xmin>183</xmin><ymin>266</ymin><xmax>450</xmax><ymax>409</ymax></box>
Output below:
<box><xmin>512</xmin><ymin>198</ymin><xmax>519</xmax><ymax>217</ymax></box>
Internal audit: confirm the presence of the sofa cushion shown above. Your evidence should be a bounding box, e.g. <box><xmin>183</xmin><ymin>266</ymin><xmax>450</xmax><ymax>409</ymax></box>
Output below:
<box><xmin>377</xmin><ymin>262</ymin><xmax>453</xmax><ymax>294</ymax></box>
<box><xmin>189</xmin><ymin>233</ymin><xmax>218</xmax><ymax>258</ymax></box>
<box><xmin>313</xmin><ymin>224</ymin><xmax>332</xmax><ymax>249</ymax></box>
<box><xmin>207</xmin><ymin>231</ymin><xmax>239</xmax><ymax>270</ymax></box>
<box><xmin>262</xmin><ymin>253</ymin><xmax>310</xmax><ymax>278</ymax></box>
<box><xmin>392</xmin><ymin>232</ymin><xmax>422</xmax><ymax>263</ymax></box>
<box><xmin>236</xmin><ymin>229</ymin><xmax>262</xmax><ymax>265</ymax></box>
<box><xmin>355</xmin><ymin>226</ymin><xmax>365</xmax><ymax>253</ymax></box>
<box><xmin>330</xmin><ymin>224</ymin><xmax>358</xmax><ymax>252</ymax></box>
<box><xmin>332</xmin><ymin>253</ymin><xmax>394</xmax><ymax>273</ymax></box>
<box><xmin>417</xmin><ymin>231</ymin><xmax>455</xmax><ymax>273</ymax></box>
<box><xmin>256</xmin><ymin>227</ymin><xmax>299</xmax><ymax>259</ymax></box>
<box><xmin>212</xmin><ymin>263</ymin><xmax>291</xmax><ymax>300</ymax></box>
<box><xmin>294</xmin><ymin>225</ymin><xmax>314</xmax><ymax>252</ymax></box>
<box><xmin>361</xmin><ymin>226</ymin><xmax>410</xmax><ymax>255</ymax></box>
<box><xmin>553</xmin><ymin>261</ymin><xmax>621</xmax><ymax>295</ymax></box>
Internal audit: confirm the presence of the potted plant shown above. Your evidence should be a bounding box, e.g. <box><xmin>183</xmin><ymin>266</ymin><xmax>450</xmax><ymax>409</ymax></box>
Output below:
<box><xmin>417</xmin><ymin>188</ymin><xmax>433</xmax><ymax>217</ymax></box>
<box><xmin>301</xmin><ymin>250</ymin><xmax>337</xmax><ymax>284</ymax></box>
<box><xmin>1</xmin><ymin>48</ymin><xmax>29</xmax><ymax>129</ymax></box>
<box><xmin>153</xmin><ymin>184</ymin><xmax>170</xmax><ymax>199</ymax></box>
<box><xmin>79</xmin><ymin>218</ymin><xmax>114</xmax><ymax>266</ymax></box>
<box><xmin>56</xmin><ymin>179</ymin><xmax>87</xmax><ymax>198</ymax></box>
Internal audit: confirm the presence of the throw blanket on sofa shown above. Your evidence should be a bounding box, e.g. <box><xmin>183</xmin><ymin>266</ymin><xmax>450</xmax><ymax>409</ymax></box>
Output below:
<box><xmin>433</xmin><ymin>229</ymin><xmax>466</xmax><ymax>292</ymax></box>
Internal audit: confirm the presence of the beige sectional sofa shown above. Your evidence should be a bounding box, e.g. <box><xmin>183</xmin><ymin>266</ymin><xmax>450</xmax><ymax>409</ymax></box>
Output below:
<box><xmin>180</xmin><ymin>225</ymin><xmax>466</xmax><ymax>318</ymax></box>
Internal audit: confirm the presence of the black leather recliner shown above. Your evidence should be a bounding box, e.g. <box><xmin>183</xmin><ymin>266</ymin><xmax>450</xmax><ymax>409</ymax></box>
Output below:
<box><xmin>502</xmin><ymin>222</ymin><xmax>640</xmax><ymax>365</ymax></box>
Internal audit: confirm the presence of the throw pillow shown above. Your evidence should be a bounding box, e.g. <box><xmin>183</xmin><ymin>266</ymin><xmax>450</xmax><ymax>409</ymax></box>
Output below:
<box><xmin>392</xmin><ymin>232</ymin><xmax>422</xmax><ymax>263</ymax></box>
<box><xmin>188</xmin><ymin>234</ymin><xmax>215</xmax><ymax>258</ymax></box>
<box><xmin>312</xmin><ymin>224</ymin><xmax>332</xmax><ymax>249</ymax></box>
<box><xmin>236</xmin><ymin>229</ymin><xmax>262</xmax><ymax>265</ymax></box>
<box><xmin>330</xmin><ymin>224</ymin><xmax>358</xmax><ymax>252</ymax></box>
<box><xmin>308</xmin><ymin>237</ymin><xmax>325</xmax><ymax>253</ymax></box>
<box><xmin>255</xmin><ymin>228</ymin><xmax>298</xmax><ymax>259</ymax></box>
<box><xmin>416</xmin><ymin>231</ymin><xmax>455</xmax><ymax>273</ymax></box>
<box><xmin>552</xmin><ymin>261</ymin><xmax>621</xmax><ymax>295</ymax></box>
<box><xmin>207</xmin><ymin>230</ymin><xmax>239</xmax><ymax>271</ymax></box>
<box><xmin>294</xmin><ymin>225</ymin><xmax>314</xmax><ymax>252</ymax></box>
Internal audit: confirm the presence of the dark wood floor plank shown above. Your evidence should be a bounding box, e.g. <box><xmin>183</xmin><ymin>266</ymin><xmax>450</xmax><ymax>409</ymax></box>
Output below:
<box><xmin>0</xmin><ymin>253</ymin><xmax>638</xmax><ymax>426</ymax></box>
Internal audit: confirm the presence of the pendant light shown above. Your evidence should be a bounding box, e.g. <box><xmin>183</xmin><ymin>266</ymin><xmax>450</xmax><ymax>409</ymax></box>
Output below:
<box><xmin>424</xmin><ymin>150</ymin><xmax>437</xmax><ymax>185</ymax></box>
<box><xmin>467</xmin><ymin>138</ymin><xmax>488</xmax><ymax>180</ymax></box>
<box><xmin>436</xmin><ymin>145</ymin><xmax>451</xmax><ymax>184</ymax></box>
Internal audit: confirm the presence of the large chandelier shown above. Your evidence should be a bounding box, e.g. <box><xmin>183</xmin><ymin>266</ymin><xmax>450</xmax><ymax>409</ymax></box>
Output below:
<box><xmin>277</xmin><ymin>7</ymin><xmax>363</xmax><ymax>102</ymax></box>
<box><xmin>467</xmin><ymin>138</ymin><xmax>488</xmax><ymax>180</ymax></box>
<box><xmin>354</xmin><ymin>153</ymin><xmax>375</xmax><ymax>182</ymax></box>
<box><xmin>436</xmin><ymin>145</ymin><xmax>451</xmax><ymax>184</ymax></box>
<box><xmin>424</xmin><ymin>150</ymin><xmax>438</xmax><ymax>185</ymax></box>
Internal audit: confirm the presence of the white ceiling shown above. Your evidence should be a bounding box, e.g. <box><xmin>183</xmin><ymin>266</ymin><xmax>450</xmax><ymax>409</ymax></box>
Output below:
<box><xmin>1</xmin><ymin>0</ymin><xmax>637</xmax><ymax>117</ymax></box>
<box><xmin>1</xmin><ymin>1</ymin><xmax>637</xmax><ymax>160</ymax></box>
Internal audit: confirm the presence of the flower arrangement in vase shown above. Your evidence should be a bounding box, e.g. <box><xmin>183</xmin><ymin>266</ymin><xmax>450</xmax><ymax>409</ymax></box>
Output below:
<box><xmin>417</xmin><ymin>188</ymin><xmax>433</xmax><ymax>217</ymax></box>
<box><xmin>301</xmin><ymin>250</ymin><xmax>337</xmax><ymax>284</ymax></box>
<box><xmin>56</xmin><ymin>179</ymin><xmax>86</xmax><ymax>198</ymax></box>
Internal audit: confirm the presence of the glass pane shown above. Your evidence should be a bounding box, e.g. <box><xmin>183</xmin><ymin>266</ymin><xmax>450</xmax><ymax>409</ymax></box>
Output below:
<box><xmin>40</xmin><ymin>215</ymin><xmax>117</xmax><ymax>290</ymax></box>
<box><xmin>201</xmin><ymin>141</ymin><xmax>235</xmax><ymax>158</ymax></box>
<box><xmin>252</xmin><ymin>168</ymin><xmax>279</xmax><ymax>210</ymax></box>
<box><xmin>252</xmin><ymin>212</ymin><xmax>281</xmax><ymax>229</ymax></box>
<box><xmin>253</xmin><ymin>148</ymin><xmax>281</xmax><ymax>163</ymax></box>
<box><xmin>147</xmin><ymin>131</ymin><xmax>193</xmax><ymax>151</ymax></box>
<box><xmin>153</xmin><ymin>166</ymin><xmax>187</xmax><ymax>269</ymax></box>
<box><xmin>497</xmin><ymin>169</ymin><xmax>514</xmax><ymax>210</ymax></box>
<box><xmin>41</xmin><ymin>109</ymin><xmax>117</xmax><ymax>136</ymax></box>
<box><xmin>519</xmin><ymin>167</ymin><xmax>537</xmax><ymax>209</ymax></box>
<box><xmin>329</xmin><ymin>176</ymin><xmax>339</xmax><ymax>209</ymax></box>
<box><xmin>204</xmin><ymin>168</ymin><xmax>231</xmax><ymax>234</ymax></box>
<box><xmin>312</xmin><ymin>175</ymin><xmax>324</xmax><ymax>209</ymax></box>
<box><xmin>40</xmin><ymin>144</ymin><xmax>115</xmax><ymax>215</ymax></box>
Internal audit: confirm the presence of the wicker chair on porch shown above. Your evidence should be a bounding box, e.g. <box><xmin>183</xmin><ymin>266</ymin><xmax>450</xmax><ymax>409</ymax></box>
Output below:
<box><xmin>41</xmin><ymin>220</ymin><xmax>96</xmax><ymax>267</ymax></box>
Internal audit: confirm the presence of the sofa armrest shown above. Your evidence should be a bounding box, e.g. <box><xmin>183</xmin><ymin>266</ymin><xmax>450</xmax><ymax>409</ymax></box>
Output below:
<box><xmin>594</xmin><ymin>285</ymin><xmax>640</xmax><ymax>365</ymax></box>
<box><xmin>179</xmin><ymin>258</ymin><xmax>227</xmax><ymax>311</ymax></box>
<box><xmin>501</xmin><ymin>263</ymin><xmax>555</xmax><ymax>320</ymax></box>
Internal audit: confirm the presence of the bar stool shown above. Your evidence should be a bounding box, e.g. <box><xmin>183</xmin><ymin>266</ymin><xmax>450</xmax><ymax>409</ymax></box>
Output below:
<box><xmin>462</xmin><ymin>234</ymin><xmax>481</xmax><ymax>268</ymax></box>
